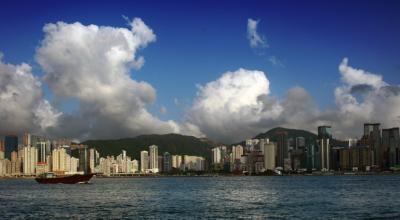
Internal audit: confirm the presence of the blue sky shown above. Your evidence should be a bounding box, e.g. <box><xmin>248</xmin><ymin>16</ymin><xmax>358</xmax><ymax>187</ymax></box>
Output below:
<box><xmin>0</xmin><ymin>0</ymin><xmax>399</xmax><ymax>142</ymax></box>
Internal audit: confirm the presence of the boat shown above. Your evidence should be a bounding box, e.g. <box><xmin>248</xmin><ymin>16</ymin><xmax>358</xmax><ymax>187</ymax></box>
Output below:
<box><xmin>35</xmin><ymin>172</ymin><xmax>94</xmax><ymax>184</ymax></box>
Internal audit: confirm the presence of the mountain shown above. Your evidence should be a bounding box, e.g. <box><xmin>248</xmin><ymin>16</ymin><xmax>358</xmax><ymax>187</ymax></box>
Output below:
<box><xmin>234</xmin><ymin>127</ymin><xmax>347</xmax><ymax>147</ymax></box>
<box><xmin>254</xmin><ymin>127</ymin><xmax>318</xmax><ymax>142</ymax></box>
<box><xmin>81</xmin><ymin>134</ymin><xmax>217</xmax><ymax>160</ymax></box>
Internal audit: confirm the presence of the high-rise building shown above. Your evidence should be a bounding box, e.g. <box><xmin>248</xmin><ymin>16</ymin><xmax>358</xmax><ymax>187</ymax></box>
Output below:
<box><xmin>89</xmin><ymin>148</ymin><xmax>99</xmax><ymax>173</ymax></box>
<box><xmin>362</xmin><ymin>123</ymin><xmax>381</xmax><ymax>166</ymax></box>
<box><xmin>0</xmin><ymin>139</ymin><xmax>4</xmax><ymax>159</ymax></box>
<box><xmin>163</xmin><ymin>152</ymin><xmax>172</xmax><ymax>173</ymax></box>
<box><xmin>318</xmin><ymin>126</ymin><xmax>332</xmax><ymax>139</ymax></box>
<box><xmin>52</xmin><ymin>147</ymin><xmax>67</xmax><ymax>173</ymax></box>
<box><xmin>23</xmin><ymin>146</ymin><xmax>38</xmax><ymax>175</ymax></box>
<box><xmin>183</xmin><ymin>155</ymin><xmax>205</xmax><ymax>171</ymax></box>
<box><xmin>37</xmin><ymin>141</ymin><xmax>47</xmax><ymax>163</ymax></box>
<box><xmin>149</xmin><ymin>145</ymin><xmax>159</xmax><ymax>173</ymax></box>
<box><xmin>23</xmin><ymin>132</ymin><xmax>31</xmax><ymax>146</ymax></box>
<box><xmin>211</xmin><ymin>146</ymin><xmax>227</xmax><ymax>171</ymax></box>
<box><xmin>276</xmin><ymin>131</ymin><xmax>288</xmax><ymax>169</ymax></box>
<box><xmin>140</xmin><ymin>150</ymin><xmax>149</xmax><ymax>173</ymax></box>
<box><xmin>129</xmin><ymin>159</ymin><xmax>139</xmax><ymax>173</ymax></box>
<box><xmin>318</xmin><ymin>126</ymin><xmax>332</xmax><ymax>171</ymax></box>
<box><xmin>232</xmin><ymin>145</ymin><xmax>244</xmax><ymax>160</ymax></box>
<box><xmin>296</xmin><ymin>137</ymin><xmax>306</xmax><ymax>149</ymax></box>
<box><xmin>264</xmin><ymin>142</ymin><xmax>276</xmax><ymax>170</ymax></box>
<box><xmin>382</xmin><ymin>127</ymin><xmax>400</xmax><ymax>168</ymax></box>
<box><xmin>5</xmin><ymin>134</ymin><xmax>18</xmax><ymax>160</ymax></box>
<box><xmin>171</xmin><ymin>155</ymin><xmax>182</xmax><ymax>169</ymax></box>
<box><xmin>78</xmin><ymin>146</ymin><xmax>90</xmax><ymax>174</ymax></box>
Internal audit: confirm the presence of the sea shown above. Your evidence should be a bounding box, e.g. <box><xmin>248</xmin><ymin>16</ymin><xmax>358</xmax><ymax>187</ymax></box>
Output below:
<box><xmin>1</xmin><ymin>175</ymin><xmax>400</xmax><ymax>219</ymax></box>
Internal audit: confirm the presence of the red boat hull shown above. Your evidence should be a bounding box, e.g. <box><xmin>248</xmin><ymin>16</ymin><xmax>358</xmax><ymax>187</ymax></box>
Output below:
<box><xmin>35</xmin><ymin>174</ymin><xmax>94</xmax><ymax>184</ymax></box>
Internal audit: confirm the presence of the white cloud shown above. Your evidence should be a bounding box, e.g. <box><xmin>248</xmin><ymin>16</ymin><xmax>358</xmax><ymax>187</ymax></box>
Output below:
<box><xmin>187</xmin><ymin>68</ymin><xmax>284</xmax><ymax>143</ymax></box>
<box><xmin>0</xmin><ymin>55</ymin><xmax>61</xmax><ymax>134</ymax></box>
<box><xmin>247</xmin><ymin>18</ymin><xmax>268</xmax><ymax>49</ymax></box>
<box><xmin>186</xmin><ymin>58</ymin><xmax>400</xmax><ymax>143</ymax></box>
<box><xmin>36</xmin><ymin>18</ymin><xmax>201</xmax><ymax>140</ymax></box>
<box><xmin>339</xmin><ymin>58</ymin><xmax>386</xmax><ymax>88</ymax></box>
<box><xmin>332</xmin><ymin>58</ymin><xmax>400</xmax><ymax>138</ymax></box>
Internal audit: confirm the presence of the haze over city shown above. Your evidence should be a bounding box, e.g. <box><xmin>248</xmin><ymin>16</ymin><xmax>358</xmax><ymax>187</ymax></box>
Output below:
<box><xmin>0</xmin><ymin>0</ymin><xmax>399</xmax><ymax>144</ymax></box>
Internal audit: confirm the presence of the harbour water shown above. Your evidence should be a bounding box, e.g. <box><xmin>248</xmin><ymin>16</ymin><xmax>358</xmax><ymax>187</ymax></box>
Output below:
<box><xmin>1</xmin><ymin>175</ymin><xmax>400</xmax><ymax>219</ymax></box>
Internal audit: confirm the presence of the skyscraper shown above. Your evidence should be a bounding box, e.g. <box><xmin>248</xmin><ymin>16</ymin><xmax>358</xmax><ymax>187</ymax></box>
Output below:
<box><xmin>5</xmin><ymin>134</ymin><xmax>18</xmax><ymax>160</ymax></box>
<box><xmin>318</xmin><ymin>125</ymin><xmax>332</xmax><ymax>171</ymax></box>
<box><xmin>382</xmin><ymin>127</ymin><xmax>400</xmax><ymax>168</ymax></box>
<box><xmin>362</xmin><ymin>123</ymin><xmax>381</xmax><ymax>167</ymax></box>
<box><xmin>78</xmin><ymin>146</ymin><xmax>90</xmax><ymax>174</ymax></box>
<box><xmin>171</xmin><ymin>155</ymin><xmax>182</xmax><ymax>169</ymax></box>
<box><xmin>163</xmin><ymin>152</ymin><xmax>172</xmax><ymax>173</ymax></box>
<box><xmin>276</xmin><ymin>131</ymin><xmax>288</xmax><ymax>169</ymax></box>
<box><xmin>140</xmin><ymin>150</ymin><xmax>149</xmax><ymax>173</ymax></box>
<box><xmin>37</xmin><ymin>141</ymin><xmax>47</xmax><ymax>163</ymax></box>
<box><xmin>0</xmin><ymin>139</ymin><xmax>4</xmax><ymax>159</ymax></box>
<box><xmin>149</xmin><ymin>145</ymin><xmax>159</xmax><ymax>173</ymax></box>
<box><xmin>23</xmin><ymin>146</ymin><xmax>38</xmax><ymax>175</ymax></box>
<box><xmin>264</xmin><ymin>142</ymin><xmax>276</xmax><ymax>171</ymax></box>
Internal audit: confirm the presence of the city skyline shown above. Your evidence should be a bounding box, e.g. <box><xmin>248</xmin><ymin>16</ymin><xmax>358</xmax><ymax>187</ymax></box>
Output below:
<box><xmin>0</xmin><ymin>1</ymin><xmax>400</xmax><ymax>144</ymax></box>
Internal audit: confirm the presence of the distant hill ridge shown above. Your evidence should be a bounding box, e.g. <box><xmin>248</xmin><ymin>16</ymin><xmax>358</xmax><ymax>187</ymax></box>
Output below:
<box><xmin>81</xmin><ymin>133</ymin><xmax>218</xmax><ymax>160</ymax></box>
<box><xmin>234</xmin><ymin>127</ymin><xmax>347</xmax><ymax>147</ymax></box>
<box><xmin>82</xmin><ymin>127</ymin><xmax>347</xmax><ymax>160</ymax></box>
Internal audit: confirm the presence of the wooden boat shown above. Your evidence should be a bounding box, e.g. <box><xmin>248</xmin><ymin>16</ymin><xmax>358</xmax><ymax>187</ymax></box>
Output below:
<box><xmin>35</xmin><ymin>172</ymin><xmax>94</xmax><ymax>184</ymax></box>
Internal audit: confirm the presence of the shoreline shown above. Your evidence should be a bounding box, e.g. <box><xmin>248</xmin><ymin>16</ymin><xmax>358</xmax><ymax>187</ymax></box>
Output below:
<box><xmin>1</xmin><ymin>171</ymin><xmax>400</xmax><ymax>179</ymax></box>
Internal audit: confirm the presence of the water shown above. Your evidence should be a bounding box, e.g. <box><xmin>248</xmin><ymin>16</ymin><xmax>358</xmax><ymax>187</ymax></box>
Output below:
<box><xmin>1</xmin><ymin>175</ymin><xmax>400</xmax><ymax>219</ymax></box>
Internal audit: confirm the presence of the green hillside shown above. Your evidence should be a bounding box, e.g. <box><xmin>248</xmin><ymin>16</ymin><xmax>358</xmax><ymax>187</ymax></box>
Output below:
<box><xmin>81</xmin><ymin>133</ymin><xmax>217</xmax><ymax>160</ymax></box>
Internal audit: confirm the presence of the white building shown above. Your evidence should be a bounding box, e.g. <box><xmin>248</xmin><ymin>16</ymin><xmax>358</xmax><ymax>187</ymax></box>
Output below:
<box><xmin>23</xmin><ymin>146</ymin><xmax>37</xmax><ymax>175</ymax></box>
<box><xmin>264</xmin><ymin>142</ymin><xmax>276</xmax><ymax>170</ymax></box>
<box><xmin>319</xmin><ymin>138</ymin><xmax>330</xmax><ymax>171</ymax></box>
<box><xmin>52</xmin><ymin>147</ymin><xmax>79</xmax><ymax>174</ymax></box>
<box><xmin>128</xmin><ymin>159</ymin><xmax>139</xmax><ymax>173</ymax></box>
<box><xmin>183</xmin><ymin>155</ymin><xmax>205</xmax><ymax>171</ymax></box>
<box><xmin>89</xmin><ymin>148</ymin><xmax>99</xmax><ymax>173</ymax></box>
<box><xmin>232</xmin><ymin>145</ymin><xmax>244</xmax><ymax>160</ymax></box>
<box><xmin>211</xmin><ymin>146</ymin><xmax>227</xmax><ymax>164</ymax></box>
<box><xmin>149</xmin><ymin>145</ymin><xmax>159</xmax><ymax>173</ymax></box>
<box><xmin>171</xmin><ymin>155</ymin><xmax>182</xmax><ymax>169</ymax></box>
<box><xmin>140</xmin><ymin>150</ymin><xmax>149</xmax><ymax>173</ymax></box>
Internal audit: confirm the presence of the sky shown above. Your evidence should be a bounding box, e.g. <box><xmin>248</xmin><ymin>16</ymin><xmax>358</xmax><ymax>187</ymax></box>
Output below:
<box><xmin>0</xmin><ymin>0</ymin><xmax>399</xmax><ymax>143</ymax></box>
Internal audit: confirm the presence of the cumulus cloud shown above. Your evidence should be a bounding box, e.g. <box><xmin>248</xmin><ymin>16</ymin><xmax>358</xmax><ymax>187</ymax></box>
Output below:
<box><xmin>247</xmin><ymin>18</ymin><xmax>268</xmax><ymax>49</ymax></box>
<box><xmin>332</xmin><ymin>58</ymin><xmax>400</xmax><ymax>138</ymax></box>
<box><xmin>186</xmin><ymin>58</ymin><xmax>400</xmax><ymax>143</ymax></box>
<box><xmin>187</xmin><ymin>68</ymin><xmax>283</xmax><ymax>143</ymax></box>
<box><xmin>186</xmin><ymin>68</ymin><xmax>324</xmax><ymax>143</ymax></box>
<box><xmin>338</xmin><ymin>58</ymin><xmax>386</xmax><ymax>88</ymax></box>
<box><xmin>36</xmin><ymin>18</ymin><xmax>202</xmax><ymax>140</ymax></box>
<box><xmin>0</xmin><ymin>55</ymin><xmax>61</xmax><ymax>134</ymax></box>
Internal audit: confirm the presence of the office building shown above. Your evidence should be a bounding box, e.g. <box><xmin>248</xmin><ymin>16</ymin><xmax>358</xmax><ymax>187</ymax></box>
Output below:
<box><xmin>163</xmin><ymin>152</ymin><xmax>172</xmax><ymax>173</ymax></box>
<box><xmin>171</xmin><ymin>155</ymin><xmax>182</xmax><ymax>169</ymax></box>
<box><xmin>276</xmin><ymin>131</ymin><xmax>288</xmax><ymax>169</ymax></box>
<box><xmin>149</xmin><ymin>145</ymin><xmax>159</xmax><ymax>173</ymax></box>
<box><xmin>264</xmin><ymin>142</ymin><xmax>276</xmax><ymax>170</ymax></box>
<box><xmin>382</xmin><ymin>128</ymin><xmax>400</xmax><ymax>168</ymax></box>
<box><xmin>318</xmin><ymin>125</ymin><xmax>332</xmax><ymax>171</ymax></box>
<box><xmin>23</xmin><ymin>146</ymin><xmax>38</xmax><ymax>175</ymax></box>
<box><xmin>140</xmin><ymin>150</ymin><xmax>149</xmax><ymax>173</ymax></box>
<box><xmin>362</xmin><ymin>123</ymin><xmax>381</xmax><ymax>166</ymax></box>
